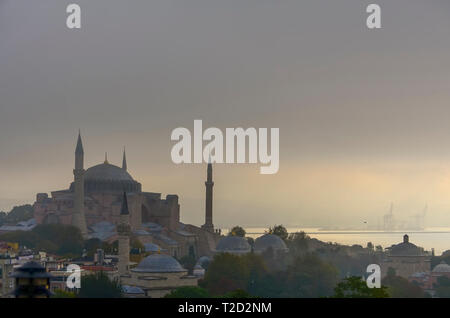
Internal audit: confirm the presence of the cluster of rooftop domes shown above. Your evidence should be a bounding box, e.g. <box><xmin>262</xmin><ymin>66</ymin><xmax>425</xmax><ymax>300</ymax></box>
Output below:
<box><xmin>132</xmin><ymin>254</ymin><xmax>186</xmax><ymax>273</ymax></box>
<box><xmin>215</xmin><ymin>236</ymin><xmax>251</xmax><ymax>254</ymax></box>
<box><xmin>254</xmin><ymin>233</ymin><xmax>288</xmax><ymax>254</ymax></box>
<box><xmin>215</xmin><ymin>233</ymin><xmax>290</xmax><ymax>255</ymax></box>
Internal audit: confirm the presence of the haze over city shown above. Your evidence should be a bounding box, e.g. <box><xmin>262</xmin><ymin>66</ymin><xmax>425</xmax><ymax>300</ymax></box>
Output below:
<box><xmin>2</xmin><ymin>0</ymin><xmax>450</xmax><ymax>228</ymax></box>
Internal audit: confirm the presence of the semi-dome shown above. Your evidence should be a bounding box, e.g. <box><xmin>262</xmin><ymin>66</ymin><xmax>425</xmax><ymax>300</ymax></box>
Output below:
<box><xmin>432</xmin><ymin>261</ymin><xmax>450</xmax><ymax>273</ymax></box>
<box><xmin>254</xmin><ymin>234</ymin><xmax>288</xmax><ymax>254</ymax></box>
<box><xmin>132</xmin><ymin>254</ymin><xmax>186</xmax><ymax>273</ymax></box>
<box><xmin>216</xmin><ymin>236</ymin><xmax>251</xmax><ymax>254</ymax></box>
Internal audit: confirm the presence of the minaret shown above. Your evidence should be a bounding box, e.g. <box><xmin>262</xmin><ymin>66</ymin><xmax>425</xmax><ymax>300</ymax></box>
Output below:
<box><xmin>117</xmin><ymin>192</ymin><xmax>131</xmax><ymax>275</ymax></box>
<box><xmin>202</xmin><ymin>158</ymin><xmax>214</xmax><ymax>232</ymax></box>
<box><xmin>72</xmin><ymin>131</ymin><xmax>88</xmax><ymax>238</ymax></box>
<box><xmin>122</xmin><ymin>147</ymin><xmax>127</xmax><ymax>171</ymax></box>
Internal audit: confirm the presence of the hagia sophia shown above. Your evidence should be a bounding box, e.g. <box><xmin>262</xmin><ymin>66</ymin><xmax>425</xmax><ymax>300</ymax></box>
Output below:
<box><xmin>26</xmin><ymin>132</ymin><xmax>291</xmax><ymax>297</ymax></box>
<box><xmin>33</xmin><ymin>132</ymin><xmax>221</xmax><ymax>259</ymax></box>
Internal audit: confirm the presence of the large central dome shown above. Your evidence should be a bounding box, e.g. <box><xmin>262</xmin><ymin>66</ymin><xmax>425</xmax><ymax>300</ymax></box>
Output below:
<box><xmin>70</xmin><ymin>162</ymin><xmax>142</xmax><ymax>194</ymax></box>
<box><xmin>85</xmin><ymin>163</ymin><xmax>134</xmax><ymax>182</ymax></box>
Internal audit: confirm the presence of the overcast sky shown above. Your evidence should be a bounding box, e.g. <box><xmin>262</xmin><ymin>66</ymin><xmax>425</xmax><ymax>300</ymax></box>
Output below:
<box><xmin>1</xmin><ymin>0</ymin><xmax>450</xmax><ymax>228</ymax></box>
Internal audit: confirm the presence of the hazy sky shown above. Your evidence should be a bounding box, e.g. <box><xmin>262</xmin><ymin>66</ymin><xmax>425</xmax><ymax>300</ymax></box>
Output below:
<box><xmin>1</xmin><ymin>0</ymin><xmax>450</xmax><ymax>228</ymax></box>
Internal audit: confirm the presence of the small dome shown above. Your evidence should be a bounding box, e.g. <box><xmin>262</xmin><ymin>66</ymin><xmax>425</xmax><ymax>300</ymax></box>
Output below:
<box><xmin>144</xmin><ymin>243</ymin><xmax>162</xmax><ymax>253</ymax></box>
<box><xmin>216</xmin><ymin>236</ymin><xmax>251</xmax><ymax>254</ymax></box>
<box><xmin>196</xmin><ymin>256</ymin><xmax>211</xmax><ymax>266</ymax></box>
<box><xmin>85</xmin><ymin>163</ymin><xmax>134</xmax><ymax>182</ymax></box>
<box><xmin>122</xmin><ymin>285</ymin><xmax>145</xmax><ymax>294</ymax></box>
<box><xmin>254</xmin><ymin>234</ymin><xmax>288</xmax><ymax>253</ymax></box>
<box><xmin>433</xmin><ymin>261</ymin><xmax>450</xmax><ymax>273</ymax></box>
<box><xmin>132</xmin><ymin>254</ymin><xmax>186</xmax><ymax>273</ymax></box>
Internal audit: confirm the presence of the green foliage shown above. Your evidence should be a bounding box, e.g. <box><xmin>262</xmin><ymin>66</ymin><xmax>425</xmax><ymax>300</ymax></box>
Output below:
<box><xmin>101</xmin><ymin>240</ymin><xmax>118</xmax><ymax>254</ymax></box>
<box><xmin>267</xmin><ymin>225</ymin><xmax>288</xmax><ymax>241</ymax></box>
<box><xmin>84</xmin><ymin>238</ymin><xmax>103</xmax><ymax>258</ymax></box>
<box><xmin>382</xmin><ymin>273</ymin><xmax>427</xmax><ymax>298</ymax></box>
<box><xmin>229</xmin><ymin>226</ymin><xmax>246</xmax><ymax>237</ymax></box>
<box><xmin>201</xmin><ymin>251</ymin><xmax>341</xmax><ymax>298</ymax></box>
<box><xmin>281</xmin><ymin>253</ymin><xmax>339</xmax><ymax>297</ymax></box>
<box><xmin>220</xmin><ymin>289</ymin><xmax>254</xmax><ymax>298</ymax></box>
<box><xmin>78</xmin><ymin>272</ymin><xmax>122</xmax><ymax>298</ymax></box>
<box><xmin>52</xmin><ymin>289</ymin><xmax>77</xmax><ymax>298</ymax></box>
<box><xmin>0</xmin><ymin>205</ymin><xmax>33</xmax><ymax>226</ymax></box>
<box><xmin>130</xmin><ymin>236</ymin><xmax>144</xmax><ymax>251</ymax></box>
<box><xmin>179</xmin><ymin>254</ymin><xmax>197</xmax><ymax>274</ymax></box>
<box><xmin>286</xmin><ymin>231</ymin><xmax>309</xmax><ymax>255</ymax></box>
<box><xmin>0</xmin><ymin>224</ymin><xmax>84</xmax><ymax>257</ymax></box>
<box><xmin>387</xmin><ymin>267</ymin><xmax>396</xmax><ymax>277</ymax></box>
<box><xmin>200</xmin><ymin>253</ymin><xmax>267</xmax><ymax>296</ymax></box>
<box><xmin>333</xmin><ymin>276</ymin><xmax>389</xmax><ymax>298</ymax></box>
<box><xmin>434</xmin><ymin>276</ymin><xmax>450</xmax><ymax>298</ymax></box>
<box><xmin>164</xmin><ymin>286</ymin><xmax>210</xmax><ymax>298</ymax></box>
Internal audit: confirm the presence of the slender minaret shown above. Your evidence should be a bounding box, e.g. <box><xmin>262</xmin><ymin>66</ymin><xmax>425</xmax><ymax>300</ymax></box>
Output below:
<box><xmin>72</xmin><ymin>131</ymin><xmax>88</xmax><ymax>237</ymax></box>
<box><xmin>122</xmin><ymin>147</ymin><xmax>127</xmax><ymax>171</ymax></box>
<box><xmin>202</xmin><ymin>158</ymin><xmax>214</xmax><ymax>232</ymax></box>
<box><xmin>118</xmin><ymin>192</ymin><xmax>130</xmax><ymax>275</ymax></box>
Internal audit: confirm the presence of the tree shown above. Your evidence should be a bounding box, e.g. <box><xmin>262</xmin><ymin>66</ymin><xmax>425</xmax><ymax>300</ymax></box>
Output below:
<box><xmin>284</xmin><ymin>253</ymin><xmax>339</xmax><ymax>297</ymax></box>
<box><xmin>333</xmin><ymin>276</ymin><xmax>389</xmax><ymax>298</ymax></box>
<box><xmin>229</xmin><ymin>226</ymin><xmax>246</xmax><ymax>237</ymax></box>
<box><xmin>200</xmin><ymin>253</ymin><xmax>249</xmax><ymax>296</ymax></box>
<box><xmin>0</xmin><ymin>224</ymin><xmax>83</xmax><ymax>257</ymax></box>
<box><xmin>78</xmin><ymin>272</ymin><xmax>122</xmax><ymax>298</ymax></box>
<box><xmin>164</xmin><ymin>286</ymin><xmax>209</xmax><ymax>298</ymax></box>
<box><xmin>267</xmin><ymin>225</ymin><xmax>288</xmax><ymax>241</ymax></box>
<box><xmin>84</xmin><ymin>238</ymin><xmax>102</xmax><ymax>258</ymax></box>
<box><xmin>130</xmin><ymin>236</ymin><xmax>144</xmax><ymax>251</ymax></box>
<box><xmin>287</xmin><ymin>231</ymin><xmax>309</xmax><ymax>255</ymax></box>
<box><xmin>200</xmin><ymin>253</ymin><xmax>267</xmax><ymax>296</ymax></box>
<box><xmin>33</xmin><ymin>224</ymin><xmax>84</xmax><ymax>257</ymax></box>
<box><xmin>387</xmin><ymin>267</ymin><xmax>396</xmax><ymax>277</ymax></box>
<box><xmin>221</xmin><ymin>289</ymin><xmax>253</xmax><ymax>298</ymax></box>
<box><xmin>0</xmin><ymin>205</ymin><xmax>33</xmax><ymax>226</ymax></box>
<box><xmin>382</xmin><ymin>273</ymin><xmax>427</xmax><ymax>298</ymax></box>
<box><xmin>179</xmin><ymin>254</ymin><xmax>197</xmax><ymax>275</ymax></box>
<box><xmin>434</xmin><ymin>276</ymin><xmax>450</xmax><ymax>298</ymax></box>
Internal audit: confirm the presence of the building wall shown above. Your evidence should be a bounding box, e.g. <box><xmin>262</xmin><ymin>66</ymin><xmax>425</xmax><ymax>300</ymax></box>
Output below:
<box><xmin>121</xmin><ymin>271</ymin><xmax>198</xmax><ymax>298</ymax></box>
<box><xmin>381</xmin><ymin>256</ymin><xmax>431</xmax><ymax>279</ymax></box>
<box><xmin>33</xmin><ymin>191</ymin><xmax>181</xmax><ymax>233</ymax></box>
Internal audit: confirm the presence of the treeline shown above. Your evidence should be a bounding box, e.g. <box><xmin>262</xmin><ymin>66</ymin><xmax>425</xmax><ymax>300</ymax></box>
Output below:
<box><xmin>0</xmin><ymin>204</ymin><xmax>33</xmax><ymax>226</ymax></box>
<box><xmin>0</xmin><ymin>224</ymin><xmax>84</xmax><ymax>257</ymax></box>
<box><xmin>168</xmin><ymin>224</ymin><xmax>429</xmax><ymax>298</ymax></box>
